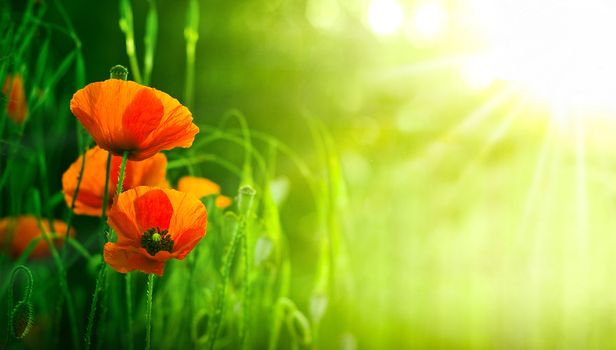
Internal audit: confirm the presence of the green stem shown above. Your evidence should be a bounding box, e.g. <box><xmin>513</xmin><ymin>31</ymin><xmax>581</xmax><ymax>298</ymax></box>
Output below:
<box><xmin>208</xmin><ymin>217</ymin><xmax>243</xmax><ymax>350</ymax></box>
<box><xmin>125</xmin><ymin>273</ymin><xmax>134</xmax><ymax>350</ymax></box>
<box><xmin>85</xmin><ymin>265</ymin><xmax>107</xmax><ymax>350</ymax></box>
<box><xmin>115</xmin><ymin>151</ymin><xmax>129</xmax><ymax>197</ymax></box>
<box><xmin>63</xmin><ymin>142</ymin><xmax>88</xmax><ymax>257</ymax></box>
<box><xmin>241</xmin><ymin>232</ymin><xmax>250</xmax><ymax>348</ymax></box>
<box><xmin>36</xmin><ymin>220</ymin><xmax>80</xmax><ymax>349</ymax></box>
<box><xmin>66</xmin><ymin>238</ymin><xmax>92</xmax><ymax>260</ymax></box>
<box><xmin>145</xmin><ymin>274</ymin><xmax>155</xmax><ymax>350</ymax></box>
<box><xmin>119</xmin><ymin>0</ymin><xmax>143</xmax><ymax>83</ymax></box>
<box><xmin>184</xmin><ymin>0</ymin><xmax>199</xmax><ymax>108</ymax></box>
<box><xmin>101</xmin><ymin>151</ymin><xmax>112</xmax><ymax>228</ymax></box>
<box><xmin>84</xmin><ymin>151</ymin><xmax>128</xmax><ymax>349</ymax></box>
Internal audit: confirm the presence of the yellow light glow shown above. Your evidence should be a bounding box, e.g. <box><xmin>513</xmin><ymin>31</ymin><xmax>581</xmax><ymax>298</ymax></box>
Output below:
<box><xmin>412</xmin><ymin>2</ymin><xmax>447</xmax><ymax>40</ymax></box>
<box><xmin>368</xmin><ymin>0</ymin><xmax>404</xmax><ymax>36</ymax></box>
<box><xmin>460</xmin><ymin>56</ymin><xmax>495</xmax><ymax>90</ymax></box>
<box><xmin>468</xmin><ymin>0</ymin><xmax>616</xmax><ymax>111</ymax></box>
<box><xmin>306</xmin><ymin>0</ymin><xmax>341</xmax><ymax>30</ymax></box>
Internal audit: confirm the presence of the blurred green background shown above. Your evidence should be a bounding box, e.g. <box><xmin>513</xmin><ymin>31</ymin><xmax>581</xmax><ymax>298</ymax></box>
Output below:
<box><xmin>8</xmin><ymin>0</ymin><xmax>616</xmax><ymax>348</ymax></box>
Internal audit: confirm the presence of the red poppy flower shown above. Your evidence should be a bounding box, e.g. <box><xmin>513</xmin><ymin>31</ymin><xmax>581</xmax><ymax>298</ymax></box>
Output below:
<box><xmin>62</xmin><ymin>146</ymin><xmax>168</xmax><ymax>216</ymax></box>
<box><xmin>0</xmin><ymin>216</ymin><xmax>75</xmax><ymax>259</ymax></box>
<box><xmin>177</xmin><ymin>176</ymin><xmax>232</xmax><ymax>209</ymax></box>
<box><xmin>104</xmin><ymin>186</ymin><xmax>208</xmax><ymax>276</ymax></box>
<box><xmin>2</xmin><ymin>74</ymin><xmax>28</xmax><ymax>124</ymax></box>
<box><xmin>70</xmin><ymin>79</ymin><xmax>199</xmax><ymax>161</ymax></box>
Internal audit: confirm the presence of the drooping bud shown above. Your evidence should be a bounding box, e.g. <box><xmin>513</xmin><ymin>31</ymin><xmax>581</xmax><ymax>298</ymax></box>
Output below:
<box><xmin>10</xmin><ymin>301</ymin><xmax>33</xmax><ymax>339</ymax></box>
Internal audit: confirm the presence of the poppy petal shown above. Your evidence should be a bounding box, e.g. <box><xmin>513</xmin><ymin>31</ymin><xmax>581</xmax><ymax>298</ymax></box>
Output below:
<box><xmin>70</xmin><ymin>79</ymin><xmax>198</xmax><ymax>161</ymax></box>
<box><xmin>215</xmin><ymin>195</ymin><xmax>232</xmax><ymax>209</ymax></box>
<box><xmin>63</xmin><ymin>147</ymin><xmax>168</xmax><ymax>217</ymax></box>
<box><xmin>108</xmin><ymin>190</ymin><xmax>141</xmax><ymax>245</ymax></box>
<box><xmin>2</xmin><ymin>74</ymin><xmax>28</xmax><ymax>124</ymax></box>
<box><xmin>167</xmin><ymin>191</ymin><xmax>208</xmax><ymax>257</ymax></box>
<box><xmin>177</xmin><ymin>176</ymin><xmax>220</xmax><ymax>199</ymax></box>
<box><xmin>0</xmin><ymin>216</ymin><xmax>74</xmax><ymax>259</ymax></box>
<box><xmin>134</xmin><ymin>188</ymin><xmax>173</xmax><ymax>232</ymax></box>
<box><xmin>105</xmin><ymin>187</ymin><xmax>207</xmax><ymax>275</ymax></box>
<box><xmin>122</xmin><ymin>88</ymin><xmax>164</xmax><ymax>148</ymax></box>
<box><xmin>71</xmin><ymin>80</ymin><xmax>136</xmax><ymax>153</ymax></box>
<box><xmin>104</xmin><ymin>243</ymin><xmax>165</xmax><ymax>276</ymax></box>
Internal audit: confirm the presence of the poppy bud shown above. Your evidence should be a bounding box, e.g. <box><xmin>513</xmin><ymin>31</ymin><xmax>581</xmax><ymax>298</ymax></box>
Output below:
<box><xmin>10</xmin><ymin>300</ymin><xmax>33</xmax><ymax>339</ymax></box>
<box><xmin>238</xmin><ymin>185</ymin><xmax>256</xmax><ymax>217</ymax></box>
<box><xmin>8</xmin><ymin>265</ymin><xmax>34</xmax><ymax>339</ymax></box>
<box><xmin>109</xmin><ymin>65</ymin><xmax>128</xmax><ymax>80</ymax></box>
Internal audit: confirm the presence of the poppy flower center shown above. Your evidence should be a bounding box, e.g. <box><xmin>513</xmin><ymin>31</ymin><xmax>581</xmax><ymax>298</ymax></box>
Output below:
<box><xmin>140</xmin><ymin>227</ymin><xmax>173</xmax><ymax>256</ymax></box>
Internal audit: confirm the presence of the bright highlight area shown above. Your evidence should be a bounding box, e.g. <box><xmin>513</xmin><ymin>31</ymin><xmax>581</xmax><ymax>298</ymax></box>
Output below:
<box><xmin>411</xmin><ymin>2</ymin><xmax>447</xmax><ymax>40</ymax></box>
<box><xmin>466</xmin><ymin>0</ymin><xmax>616</xmax><ymax>111</ymax></box>
<box><xmin>367</xmin><ymin>0</ymin><xmax>405</xmax><ymax>36</ymax></box>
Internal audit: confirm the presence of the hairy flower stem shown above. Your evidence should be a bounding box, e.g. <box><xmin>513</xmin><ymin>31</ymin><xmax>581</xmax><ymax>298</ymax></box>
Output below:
<box><xmin>85</xmin><ymin>151</ymin><xmax>129</xmax><ymax>349</ymax></box>
<box><xmin>145</xmin><ymin>274</ymin><xmax>155</xmax><ymax>350</ymax></box>
<box><xmin>208</xmin><ymin>215</ymin><xmax>243</xmax><ymax>350</ymax></box>
<box><xmin>36</xmin><ymin>220</ymin><xmax>80</xmax><ymax>349</ymax></box>
<box><xmin>62</xmin><ymin>142</ymin><xmax>88</xmax><ymax>258</ymax></box>
<box><xmin>100</xmin><ymin>152</ymin><xmax>112</xmax><ymax>229</ymax></box>
<box><xmin>115</xmin><ymin>151</ymin><xmax>129</xmax><ymax>197</ymax></box>
<box><xmin>85</xmin><ymin>264</ymin><xmax>107</xmax><ymax>350</ymax></box>
<box><xmin>110</xmin><ymin>151</ymin><xmax>135</xmax><ymax>350</ymax></box>
<box><xmin>125</xmin><ymin>273</ymin><xmax>134</xmax><ymax>350</ymax></box>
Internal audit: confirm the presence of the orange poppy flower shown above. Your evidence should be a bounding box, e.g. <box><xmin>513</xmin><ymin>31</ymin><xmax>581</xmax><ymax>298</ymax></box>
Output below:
<box><xmin>104</xmin><ymin>186</ymin><xmax>208</xmax><ymax>276</ymax></box>
<box><xmin>177</xmin><ymin>176</ymin><xmax>232</xmax><ymax>209</ymax></box>
<box><xmin>62</xmin><ymin>146</ymin><xmax>168</xmax><ymax>216</ymax></box>
<box><xmin>70</xmin><ymin>79</ymin><xmax>199</xmax><ymax>161</ymax></box>
<box><xmin>2</xmin><ymin>74</ymin><xmax>28</xmax><ymax>124</ymax></box>
<box><xmin>0</xmin><ymin>216</ymin><xmax>75</xmax><ymax>259</ymax></box>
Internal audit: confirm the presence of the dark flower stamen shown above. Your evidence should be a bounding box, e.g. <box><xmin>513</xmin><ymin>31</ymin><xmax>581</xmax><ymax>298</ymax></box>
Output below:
<box><xmin>141</xmin><ymin>227</ymin><xmax>173</xmax><ymax>256</ymax></box>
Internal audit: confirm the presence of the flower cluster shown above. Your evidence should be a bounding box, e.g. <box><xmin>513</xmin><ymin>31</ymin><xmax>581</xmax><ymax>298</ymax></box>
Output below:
<box><xmin>63</xmin><ymin>70</ymin><xmax>230</xmax><ymax>276</ymax></box>
<box><xmin>2</xmin><ymin>67</ymin><xmax>231</xmax><ymax>276</ymax></box>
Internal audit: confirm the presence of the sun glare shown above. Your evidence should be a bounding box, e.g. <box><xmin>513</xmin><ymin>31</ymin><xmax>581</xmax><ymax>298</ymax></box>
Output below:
<box><xmin>411</xmin><ymin>2</ymin><xmax>447</xmax><ymax>41</ymax></box>
<box><xmin>466</xmin><ymin>0</ymin><xmax>616</xmax><ymax>112</ymax></box>
<box><xmin>368</xmin><ymin>0</ymin><xmax>404</xmax><ymax>36</ymax></box>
